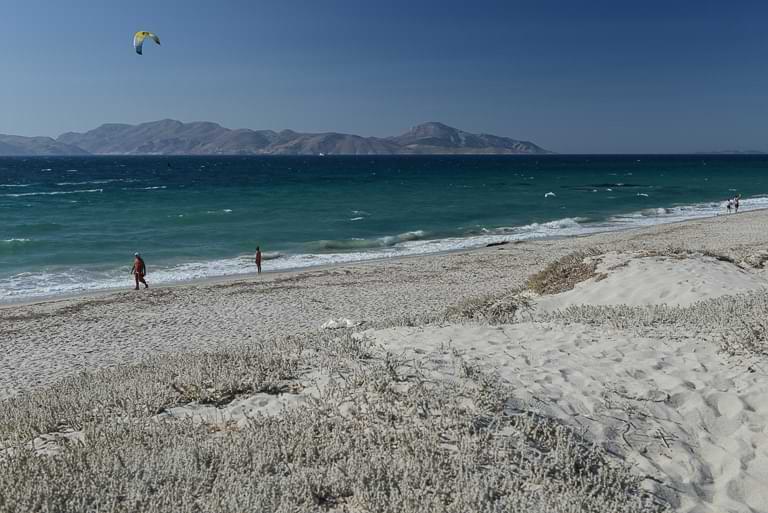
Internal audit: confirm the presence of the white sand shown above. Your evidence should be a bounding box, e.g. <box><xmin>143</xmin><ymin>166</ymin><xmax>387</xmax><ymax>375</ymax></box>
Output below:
<box><xmin>367</xmin><ymin>320</ymin><xmax>768</xmax><ymax>513</ymax></box>
<box><xmin>363</xmin><ymin>244</ymin><xmax>768</xmax><ymax>512</ymax></box>
<box><xmin>537</xmin><ymin>251</ymin><xmax>768</xmax><ymax>311</ymax></box>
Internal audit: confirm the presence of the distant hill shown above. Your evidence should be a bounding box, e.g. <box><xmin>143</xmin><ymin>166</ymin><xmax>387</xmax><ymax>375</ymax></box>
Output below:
<box><xmin>695</xmin><ymin>149</ymin><xmax>767</xmax><ymax>155</ymax></box>
<box><xmin>389</xmin><ymin>122</ymin><xmax>546</xmax><ymax>154</ymax></box>
<box><xmin>0</xmin><ymin>134</ymin><xmax>90</xmax><ymax>156</ymax></box>
<box><xmin>0</xmin><ymin>120</ymin><xmax>549</xmax><ymax>156</ymax></box>
<box><xmin>52</xmin><ymin>120</ymin><xmax>550</xmax><ymax>156</ymax></box>
<box><xmin>57</xmin><ymin>120</ymin><xmax>275</xmax><ymax>156</ymax></box>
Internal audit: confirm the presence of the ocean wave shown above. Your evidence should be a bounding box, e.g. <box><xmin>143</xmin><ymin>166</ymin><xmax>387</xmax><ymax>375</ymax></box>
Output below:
<box><xmin>262</xmin><ymin>252</ymin><xmax>282</xmax><ymax>261</ymax></box>
<box><xmin>55</xmin><ymin>179</ymin><xmax>135</xmax><ymax>186</ymax></box>
<box><xmin>608</xmin><ymin>195</ymin><xmax>768</xmax><ymax>227</ymax></box>
<box><xmin>307</xmin><ymin>230</ymin><xmax>428</xmax><ymax>251</ymax></box>
<box><xmin>1</xmin><ymin>238</ymin><xmax>30</xmax><ymax>243</ymax></box>
<box><xmin>566</xmin><ymin>183</ymin><xmax>647</xmax><ymax>191</ymax></box>
<box><xmin>122</xmin><ymin>186</ymin><xmax>167</xmax><ymax>191</ymax></box>
<box><xmin>493</xmin><ymin>217</ymin><xmax>589</xmax><ymax>234</ymax></box>
<box><xmin>1</xmin><ymin>189</ymin><xmax>103</xmax><ymax>198</ymax></box>
<box><xmin>4</xmin><ymin>195</ymin><xmax>768</xmax><ymax>302</ymax></box>
<box><xmin>0</xmin><ymin>184</ymin><xmax>33</xmax><ymax>188</ymax></box>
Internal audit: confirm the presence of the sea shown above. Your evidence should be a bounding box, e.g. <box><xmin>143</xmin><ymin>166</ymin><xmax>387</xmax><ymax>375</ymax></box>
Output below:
<box><xmin>1</xmin><ymin>155</ymin><xmax>767</xmax><ymax>303</ymax></box>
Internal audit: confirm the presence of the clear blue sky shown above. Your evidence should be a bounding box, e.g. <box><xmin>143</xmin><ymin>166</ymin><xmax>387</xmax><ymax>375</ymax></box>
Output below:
<box><xmin>1</xmin><ymin>0</ymin><xmax>766</xmax><ymax>153</ymax></box>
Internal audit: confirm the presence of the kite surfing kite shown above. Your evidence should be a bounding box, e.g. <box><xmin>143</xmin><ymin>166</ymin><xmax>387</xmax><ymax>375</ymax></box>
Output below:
<box><xmin>133</xmin><ymin>31</ymin><xmax>161</xmax><ymax>55</ymax></box>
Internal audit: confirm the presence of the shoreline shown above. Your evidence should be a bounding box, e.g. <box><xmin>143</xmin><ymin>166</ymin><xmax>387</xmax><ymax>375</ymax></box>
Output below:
<box><xmin>2</xmin><ymin>204</ymin><xmax>762</xmax><ymax>310</ymax></box>
<box><xmin>4</xmin><ymin>207</ymin><xmax>768</xmax><ymax>400</ymax></box>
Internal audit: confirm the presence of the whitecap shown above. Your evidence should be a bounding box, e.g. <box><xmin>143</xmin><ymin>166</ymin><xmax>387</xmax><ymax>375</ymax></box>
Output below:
<box><xmin>2</xmin><ymin>189</ymin><xmax>103</xmax><ymax>198</ymax></box>
<box><xmin>56</xmin><ymin>179</ymin><xmax>131</xmax><ymax>186</ymax></box>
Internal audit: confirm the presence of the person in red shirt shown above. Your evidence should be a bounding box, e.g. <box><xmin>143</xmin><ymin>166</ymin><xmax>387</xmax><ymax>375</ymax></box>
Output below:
<box><xmin>255</xmin><ymin>246</ymin><xmax>262</xmax><ymax>274</ymax></box>
<box><xmin>131</xmin><ymin>253</ymin><xmax>149</xmax><ymax>290</ymax></box>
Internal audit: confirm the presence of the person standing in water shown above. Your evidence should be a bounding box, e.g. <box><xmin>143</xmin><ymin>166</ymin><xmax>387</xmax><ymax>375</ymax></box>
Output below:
<box><xmin>735</xmin><ymin>194</ymin><xmax>741</xmax><ymax>213</ymax></box>
<box><xmin>255</xmin><ymin>246</ymin><xmax>262</xmax><ymax>274</ymax></box>
<box><xmin>131</xmin><ymin>253</ymin><xmax>149</xmax><ymax>290</ymax></box>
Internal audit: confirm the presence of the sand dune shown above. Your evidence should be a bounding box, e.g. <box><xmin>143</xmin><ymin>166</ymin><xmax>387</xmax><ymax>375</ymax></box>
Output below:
<box><xmin>537</xmin><ymin>251</ymin><xmax>768</xmax><ymax>311</ymax></box>
<box><xmin>367</xmin><ymin>248</ymin><xmax>768</xmax><ymax>512</ymax></box>
<box><xmin>367</xmin><ymin>318</ymin><xmax>768</xmax><ymax>513</ymax></box>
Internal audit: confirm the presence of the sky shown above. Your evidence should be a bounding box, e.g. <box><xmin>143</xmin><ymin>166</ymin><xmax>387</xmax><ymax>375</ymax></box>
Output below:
<box><xmin>1</xmin><ymin>0</ymin><xmax>767</xmax><ymax>153</ymax></box>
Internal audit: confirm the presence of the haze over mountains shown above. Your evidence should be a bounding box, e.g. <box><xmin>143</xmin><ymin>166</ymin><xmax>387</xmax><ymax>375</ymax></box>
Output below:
<box><xmin>0</xmin><ymin>120</ymin><xmax>549</xmax><ymax>156</ymax></box>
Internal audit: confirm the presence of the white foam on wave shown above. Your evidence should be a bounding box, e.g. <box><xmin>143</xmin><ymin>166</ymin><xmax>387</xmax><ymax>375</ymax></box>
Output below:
<box><xmin>1</xmin><ymin>238</ymin><xmax>31</xmax><ymax>243</ymax></box>
<box><xmin>1</xmin><ymin>189</ymin><xmax>103</xmax><ymax>198</ymax></box>
<box><xmin>0</xmin><ymin>184</ymin><xmax>33</xmax><ymax>188</ymax></box>
<box><xmin>608</xmin><ymin>195</ymin><xmax>768</xmax><ymax>228</ymax></box>
<box><xmin>122</xmin><ymin>186</ymin><xmax>167</xmax><ymax>191</ymax></box>
<box><xmin>56</xmin><ymin>179</ymin><xmax>135</xmax><ymax>186</ymax></box>
<box><xmin>4</xmin><ymin>196</ymin><xmax>768</xmax><ymax>302</ymax></box>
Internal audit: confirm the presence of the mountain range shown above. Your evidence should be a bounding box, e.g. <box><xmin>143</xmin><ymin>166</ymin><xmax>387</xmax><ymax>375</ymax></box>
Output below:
<box><xmin>0</xmin><ymin>120</ymin><xmax>550</xmax><ymax>156</ymax></box>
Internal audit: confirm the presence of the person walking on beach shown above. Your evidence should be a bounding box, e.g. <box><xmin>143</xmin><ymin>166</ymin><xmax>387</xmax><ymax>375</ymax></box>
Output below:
<box><xmin>131</xmin><ymin>253</ymin><xmax>149</xmax><ymax>290</ymax></box>
<box><xmin>727</xmin><ymin>198</ymin><xmax>733</xmax><ymax>214</ymax></box>
<box><xmin>735</xmin><ymin>194</ymin><xmax>741</xmax><ymax>213</ymax></box>
<box><xmin>255</xmin><ymin>246</ymin><xmax>262</xmax><ymax>274</ymax></box>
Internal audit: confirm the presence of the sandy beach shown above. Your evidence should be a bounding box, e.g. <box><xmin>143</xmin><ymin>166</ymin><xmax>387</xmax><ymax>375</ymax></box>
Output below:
<box><xmin>3</xmin><ymin>209</ymin><xmax>768</xmax><ymax>512</ymax></box>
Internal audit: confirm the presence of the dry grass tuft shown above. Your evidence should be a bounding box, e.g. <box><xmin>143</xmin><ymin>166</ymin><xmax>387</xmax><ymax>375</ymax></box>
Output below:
<box><xmin>444</xmin><ymin>291</ymin><xmax>532</xmax><ymax>324</ymax></box>
<box><xmin>721</xmin><ymin>315</ymin><xmax>768</xmax><ymax>357</ymax></box>
<box><xmin>0</xmin><ymin>331</ymin><xmax>666</xmax><ymax>513</ymax></box>
<box><xmin>540</xmin><ymin>289</ymin><xmax>768</xmax><ymax>357</ymax></box>
<box><xmin>638</xmin><ymin>246</ymin><xmax>694</xmax><ymax>260</ymax></box>
<box><xmin>379</xmin><ymin>290</ymin><xmax>533</xmax><ymax>328</ymax></box>
<box><xmin>639</xmin><ymin>245</ymin><xmax>768</xmax><ymax>269</ymax></box>
<box><xmin>526</xmin><ymin>249</ymin><xmax>604</xmax><ymax>295</ymax></box>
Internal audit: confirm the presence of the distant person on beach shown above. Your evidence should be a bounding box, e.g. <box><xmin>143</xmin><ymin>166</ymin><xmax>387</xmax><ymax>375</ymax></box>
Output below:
<box><xmin>131</xmin><ymin>253</ymin><xmax>149</xmax><ymax>290</ymax></box>
<box><xmin>727</xmin><ymin>198</ymin><xmax>733</xmax><ymax>214</ymax></box>
<box><xmin>255</xmin><ymin>246</ymin><xmax>262</xmax><ymax>274</ymax></box>
<box><xmin>735</xmin><ymin>195</ymin><xmax>741</xmax><ymax>213</ymax></box>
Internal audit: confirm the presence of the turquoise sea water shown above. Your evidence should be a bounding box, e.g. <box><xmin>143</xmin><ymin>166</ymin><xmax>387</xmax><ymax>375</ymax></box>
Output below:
<box><xmin>1</xmin><ymin>155</ymin><xmax>767</xmax><ymax>302</ymax></box>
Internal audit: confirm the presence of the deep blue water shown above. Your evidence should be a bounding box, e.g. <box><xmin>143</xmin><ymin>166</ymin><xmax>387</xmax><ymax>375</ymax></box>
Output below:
<box><xmin>1</xmin><ymin>155</ymin><xmax>767</xmax><ymax>301</ymax></box>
